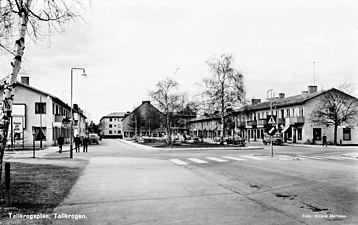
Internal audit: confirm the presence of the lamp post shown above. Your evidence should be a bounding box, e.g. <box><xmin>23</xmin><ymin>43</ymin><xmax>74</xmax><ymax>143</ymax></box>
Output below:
<box><xmin>70</xmin><ymin>68</ymin><xmax>87</xmax><ymax>159</ymax></box>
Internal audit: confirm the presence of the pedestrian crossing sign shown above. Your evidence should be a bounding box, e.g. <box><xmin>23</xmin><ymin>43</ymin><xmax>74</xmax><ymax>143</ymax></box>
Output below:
<box><xmin>267</xmin><ymin>115</ymin><xmax>277</xmax><ymax>124</ymax></box>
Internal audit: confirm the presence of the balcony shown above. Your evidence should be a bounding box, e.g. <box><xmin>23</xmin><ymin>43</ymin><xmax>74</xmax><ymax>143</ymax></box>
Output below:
<box><xmin>277</xmin><ymin>118</ymin><xmax>285</xmax><ymax>125</ymax></box>
<box><xmin>54</xmin><ymin>115</ymin><xmax>64</xmax><ymax>122</ymax></box>
<box><xmin>287</xmin><ymin>116</ymin><xmax>305</xmax><ymax>125</ymax></box>
<box><xmin>246</xmin><ymin>120</ymin><xmax>257</xmax><ymax>127</ymax></box>
<box><xmin>237</xmin><ymin>121</ymin><xmax>246</xmax><ymax>128</ymax></box>
<box><xmin>257</xmin><ymin>119</ymin><xmax>267</xmax><ymax>127</ymax></box>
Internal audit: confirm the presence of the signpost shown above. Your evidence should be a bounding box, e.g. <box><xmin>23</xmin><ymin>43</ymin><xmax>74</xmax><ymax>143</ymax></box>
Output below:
<box><xmin>266</xmin><ymin>115</ymin><xmax>276</xmax><ymax>157</ymax></box>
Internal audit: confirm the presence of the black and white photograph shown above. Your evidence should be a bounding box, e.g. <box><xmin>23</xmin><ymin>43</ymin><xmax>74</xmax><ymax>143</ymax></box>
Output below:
<box><xmin>0</xmin><ymin>0</ymin><xmax>358</xmax><ymax>224</ymax></box>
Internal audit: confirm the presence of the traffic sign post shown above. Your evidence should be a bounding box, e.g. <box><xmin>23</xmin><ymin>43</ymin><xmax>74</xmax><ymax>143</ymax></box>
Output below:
<box><xmin>266</xmin><ymin>115</ymin><xmax>277</xmax><ymax>157</ymax></box>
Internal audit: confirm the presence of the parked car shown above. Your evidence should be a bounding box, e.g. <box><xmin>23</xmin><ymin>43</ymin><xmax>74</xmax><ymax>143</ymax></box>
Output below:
<box><xmin>88</xmin><ymin>133</ymin><xmax>100</xmax><ymax>145</ymax></box>
<box><xmin>263</xmin><ymin>133</ymin><xmax>283</xmax><ymax>145</ymax></box>
<box><xmin>226</xmin><ymin>136</ymin><xmax>246</xmax><ymax>147</ymax></box>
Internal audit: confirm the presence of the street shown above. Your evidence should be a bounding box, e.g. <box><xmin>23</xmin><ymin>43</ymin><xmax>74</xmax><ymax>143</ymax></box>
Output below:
<box><xmin>53</xmin><ymin>139</ymin><xmax>358</xmax><ymax>225</ymax></box>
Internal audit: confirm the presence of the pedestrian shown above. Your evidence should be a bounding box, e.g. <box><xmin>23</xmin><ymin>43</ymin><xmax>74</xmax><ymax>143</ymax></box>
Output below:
<box><xmin>74</xmin><ymin>135</ymin><xmax>81</xmax><ymax>153</ymax></box>
<box><xmin>83</xmin><ymin>135</ymin><xmax>89</xmax><ymax>153</ymax></box>
<box><xmin>322</xmin><ymin>134</ymin><xmax>327</xmax><ymax>147</ymax></box>
<box><xmin>57</xmin><ymin>135</ymin><xmax>64</xmax><ymax>153</ymax></box>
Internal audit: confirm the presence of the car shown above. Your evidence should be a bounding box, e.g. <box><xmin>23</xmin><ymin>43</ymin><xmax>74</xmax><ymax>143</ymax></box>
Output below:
<box><xmin>88</xmin><ymin>133</ymin><xmax>100</xmax><ymax>145</ymax></box>
<box><xmin>263</xmin><ymin>133</ymin><xmax>283</xmax><ymax>145</ymax></box>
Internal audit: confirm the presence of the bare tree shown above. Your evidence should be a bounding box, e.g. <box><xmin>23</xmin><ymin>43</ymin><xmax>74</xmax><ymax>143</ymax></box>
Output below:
<box><xmin>202</xmin><ymin>54</ymin><xmax>246</xmax><ymax>144</ymax></box>
<box><xmin>149</xmin><ymin>77</ymin><xmax>180</xmax><ymax>147</ymax></box>
<box><xmin>309</xmin><ymin>83</ymin><xmax>358</xmax><ymax>145</ymax></box>
<box><xmin>0</xmin><ymin>0</ymin><xmax>83</xmax><ymax>181</ymax></box>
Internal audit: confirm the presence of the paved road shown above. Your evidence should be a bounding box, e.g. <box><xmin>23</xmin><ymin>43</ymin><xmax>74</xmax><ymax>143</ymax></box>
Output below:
<box><xmin>52</xmin><ymin>139</ymin><xmax>358</xmax><ymax>225</ymax></box>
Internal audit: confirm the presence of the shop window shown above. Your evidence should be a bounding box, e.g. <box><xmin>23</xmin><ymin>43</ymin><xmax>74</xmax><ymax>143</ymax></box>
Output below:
<box><xmin>343</xmin><ymin>128</ymin><xmax>351</xmax><ymax>141</ymax></box>
<box><xmin>313</xmin><ymin>128</ymin><xmax>321</xmax><ymax>141</ymax></box>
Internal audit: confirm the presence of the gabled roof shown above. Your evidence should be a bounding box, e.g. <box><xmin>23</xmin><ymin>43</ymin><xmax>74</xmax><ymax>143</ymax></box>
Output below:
<box><xmin>122</xmin><ymin>101</ymin><xmax>164</xmax><ymax>121</ymax></box>
<box><xmin>101</xmin><ymin>112</ymin><xmax>128</xmax><ymax>120</ymax></box>
<box><xmin>0</xmin><ymin>81</ymin><xmax>87</xmax><ymax>118</ymax></box>
<box><xmin>236</xmin><ymin>88</ymin><xmax>340</xmax><ymax>112</ymax></box>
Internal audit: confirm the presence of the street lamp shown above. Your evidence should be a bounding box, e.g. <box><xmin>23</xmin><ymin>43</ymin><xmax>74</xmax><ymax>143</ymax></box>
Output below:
<box><xmin>70</xmin><ymin>67</ymin><xmax>87</xmax><ymax>158</ymax></box>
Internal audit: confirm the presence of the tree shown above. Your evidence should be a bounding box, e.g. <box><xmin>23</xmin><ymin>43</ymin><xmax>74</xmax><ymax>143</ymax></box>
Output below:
<box><xmin>88</xmin><ymin>121</ymin><xmax>100</xmax><ymax>134</ymax></box>
<box><xmin>202</xmin><ymin>54</ymin><xmax>246</xmax><ymax>144</ymax></box>
<box><xmin>0</xmin><ymin>0</ymin><xmax>83</xmax><ymax>181</ymax></box>
<box><xmin>149</xmin><ymin>77</ymin><xmax>180</xmax><ymax>146</ymax></box>
<box><xmin>309</xmin><ymin>84</ymin><xmax>358</xmax><ymax>145</ymax></box>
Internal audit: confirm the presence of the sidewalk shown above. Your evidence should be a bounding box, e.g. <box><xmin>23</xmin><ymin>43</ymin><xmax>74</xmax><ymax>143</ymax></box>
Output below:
<box><xmin>3</xmin><ymin>144</ymin><xmax>74</xmax><ymax>160</ymax></box>
<box><xmin>283</xmin><ymin>143</ymin><xmax>358</xmax><ymax>150</ymax></box>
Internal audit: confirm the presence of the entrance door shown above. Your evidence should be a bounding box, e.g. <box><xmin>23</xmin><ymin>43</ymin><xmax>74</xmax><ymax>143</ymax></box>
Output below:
<box><xmin>313</xmin><ymin>128</ymin><xmax>321</xmax><ymax>141</ymax></box>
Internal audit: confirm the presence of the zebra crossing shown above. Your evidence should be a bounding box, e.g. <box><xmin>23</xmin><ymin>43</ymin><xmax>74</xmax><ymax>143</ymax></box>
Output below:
<box><xmin>169</xmin><ymin>155</ymin><xmax>266</xmax><ymax>166</ymax></box>
<box><xmin>168</xmin><ymin>154</ymin><xmax>358</xmax><ymax>166</ymax></box>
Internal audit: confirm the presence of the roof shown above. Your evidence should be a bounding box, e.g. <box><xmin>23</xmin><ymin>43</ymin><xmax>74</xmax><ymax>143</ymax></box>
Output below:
<box><xmin>189</xmin><ymin>114</ymin><xmax>221</xmax><ymax>122</ymax></box>
<box><xmin>236</xmin><ymin>88</ymin><xmax>336</xmax><ymax>112</ymax></box>
<box><xmin>101</xmin><ymin>112</ymin><xmax>128</xmax><ymax>120</ymax></box>
<box><xmin>0</xmin><ymin>81</ymin><xmax>87</xmax><ymax>118</ymax></box>
<box><xmin>122</xmin><ymin>101</ymin><xmax>164</xmax><ymax>121</ymax></box>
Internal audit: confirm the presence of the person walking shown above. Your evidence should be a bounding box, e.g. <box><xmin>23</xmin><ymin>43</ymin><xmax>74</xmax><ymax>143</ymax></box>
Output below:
<box><xmin>74</xmin><ymin>135</ymin><xmax>81</xmax><ymax>153</ymax></box>
<box><xmin>57</xmin><ymin>135</ymin><xmax>64</xmax><ymax>153</ymax></box>
<box><xmin>83</xmin><ymin>135</ymin><xmax>89</xmax><ymax>153</ymax></box>
<box><xmin>322</xmin><ymin>134</ymin><xmax>327</xmax><ymax>147</ymax></box>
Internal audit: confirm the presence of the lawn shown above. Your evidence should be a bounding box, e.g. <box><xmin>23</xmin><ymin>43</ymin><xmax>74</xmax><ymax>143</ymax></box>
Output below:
<box><xmin>138</xmin><ymin>141</ymin><xmax>244</xmax><ymax>149</ymax></box>
<box><xmin>0</xmin><ymin>159</ymin><xmax>87</xmax><ymax>224</ymax></box>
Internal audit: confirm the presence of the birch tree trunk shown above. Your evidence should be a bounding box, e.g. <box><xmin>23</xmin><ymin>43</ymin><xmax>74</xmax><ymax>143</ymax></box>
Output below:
<box><xmin>0</xmin><ymin>3</ymin><xmax>30</xmax><ymax>181</ymax></box>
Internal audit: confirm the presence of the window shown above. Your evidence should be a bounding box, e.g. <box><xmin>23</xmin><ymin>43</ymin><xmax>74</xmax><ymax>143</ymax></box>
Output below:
<box><xmin>299</xmin><ymin>108</ymin><xmax>304</xmax><ymax>117</ymax></box>
<box><xmin>35</xmin><ymin>102</ymin><xmax>46</xmax><ymax>114</ymax></box>
<box><xmin>109</xmin><ymin>130</ymin><xmax>112</xmax><ymax>134</ymax></box>
<box><xmin>110</xmin><ymin>118</ymin><xmax>112</xmax><ymax>122</ymax></box>
<box><xmin>109</xmin><ymin>124</ymin><xmax>112</xmax><ymax>128</ymax></box>
<box><xmin>33</xmin><ymin>127</ymin><xmax>46</xmax><ymax>141</ymax></box>
<box><xmin>118</xmin><ymin>130</ymin><xmax>122</xmax><ymax>134</ymax></box>
<box><xmin>343</xmin><ymin>128</ymin><xmax>351</xmax><ymax>141</ymax></box>
<box><xmin>286</xmin><ymin>109</ymin><xmax>290</xmax><ymax>117</ymax></box>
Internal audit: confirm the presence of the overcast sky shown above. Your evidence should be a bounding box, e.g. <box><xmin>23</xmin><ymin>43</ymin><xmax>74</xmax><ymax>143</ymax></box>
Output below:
<box><xmin>1</xmin><ymin>0</ymin><xmax>358</xmax><ymax>122</ymax></box>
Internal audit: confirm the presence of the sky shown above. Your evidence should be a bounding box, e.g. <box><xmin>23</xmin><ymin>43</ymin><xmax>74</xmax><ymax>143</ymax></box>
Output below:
<box><xmin>1</xmin><ymin>0</ymin><xmax>358</xmax><ymax>123</ymax></box>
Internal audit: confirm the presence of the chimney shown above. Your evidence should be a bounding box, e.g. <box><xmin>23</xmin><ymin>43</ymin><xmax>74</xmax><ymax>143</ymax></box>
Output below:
<box><xmin>20</xmin><ymin>76</ymin><xmax>29</xmax><ymax>85</ymax></box>
<box><xmin>251</xmin><ymin>99</ymin><xmax>261</xmax><ymax>105</ymax></box>
<box><xmin>308</xmin><ymin>85</ymin><xmax>317</xmax><ymax>94</ymax></box>
<box><xmin>142</xmin><ymin>100</ymin><xmax>150</xmax><ymax>104</ymax></box>
<box><xmin>302</xmin><ymin>91</ymin><xmax>308</xmax><ymax>95</ymax></box>
<box><xmin>73</xmin><ymin>104</ymin><xmax>79</xmax><ymax>111</ymax></box>
<box><xmin>278</xmin><ymin>93</ymin><xmax>285</xmax><ymax>99</ymax></box>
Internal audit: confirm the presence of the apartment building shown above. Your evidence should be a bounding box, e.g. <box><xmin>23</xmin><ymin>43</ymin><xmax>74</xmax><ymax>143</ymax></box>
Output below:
<box><xmin>0</xmin><ymin>77</ymin><xmax>87</xmax><ymax>148</ymax></box>
<box><xmin>122</xmin><ymin>101</ymin><xmax>166</xmax><ymax>138</ymax></box>
<box><xmin>99</xmin><ymin>112</ymin><xmax>129</xmax><ymax>138</ymax></box>
<box><xmin>235</xmin><ymin>85</ymin><xmax>358</xmax><ymax>145</ymax></box>
<box><xmin>188</xmin><ymin>85</ymin><xmax>358</xmax><ymax>145</ymax></box>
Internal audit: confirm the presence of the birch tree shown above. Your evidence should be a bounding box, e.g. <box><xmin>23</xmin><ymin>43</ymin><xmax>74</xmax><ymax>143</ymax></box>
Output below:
<box><xmin>202</xmin><ymin>54</ymin><xmax>246</xmax><ymax>144</ymax></box>
<box><xmin>309</xmin><ymin>84</ymin><xmax>358</xmax><ymax>145</ymax></box>
<box><xmin>149</xmin><ymin>77</ymin><xmax>180</xmax><ymax>147</ymax></box>
<box><xmin>0</xmin><ymin>0</ymin><xmax>83</xmax><ymax>181</ymax></box>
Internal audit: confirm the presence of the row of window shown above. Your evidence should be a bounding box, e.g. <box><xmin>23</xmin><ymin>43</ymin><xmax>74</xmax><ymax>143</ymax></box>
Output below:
<box><xmin>108</xmin><ymin>124</ymin><xmax>122</xmax><ymax>128</ymax></box>
<box><xmin>243</xmin><ymin>108</ymin><xmax>304</xmax><ymax>121</ymax></box>
<box><xmin>108</xmin><ymin>130</ymin><xmax>122</xmax><ymax>134</ymax></box>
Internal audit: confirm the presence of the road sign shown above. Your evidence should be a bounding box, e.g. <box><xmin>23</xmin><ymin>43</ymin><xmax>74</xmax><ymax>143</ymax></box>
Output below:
<box><xmin>267</xmin><ymin>115</ymin><xmax>277</xmax><ymax>125</ymax></box>
<box><xmin>265</xmin><ymin>126</ymin><xmax>277</xmax><ymax>135</ymax></box>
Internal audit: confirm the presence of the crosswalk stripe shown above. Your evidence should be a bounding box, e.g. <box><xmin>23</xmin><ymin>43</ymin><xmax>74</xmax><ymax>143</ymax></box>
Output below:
<box><xmin>205</xmin><ymin>157</ymin><xmax>228</xmax><ymax>162</ymax></box>
<box><xmin>340</xmin><ymin>157</ymin><xmax>357</xmax><ymax>161</ymax></box>
<box><xmin>239</xmin><ymin>155</ymin><xmax>265</xmax><ymax>160</ymax></box>
<box><xmin>169</xmin><ymin>159</ymin><xmax>188</xmax><ymax>165</ymax></box>
<box><xmin>299</xmin><ymin>156</ymin><xmax>325</xmax><ymax>160</ymax></box>
<box><xmin>187</xmin><ymin>158</ymin><xmax>208</xmax><ymax>164</ymax></box>
<box><xmin>223</xmin><ymin>156</ymin><xmax>247</xmax><ymax>161</ymax></box>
